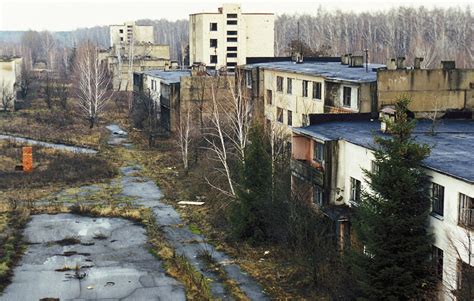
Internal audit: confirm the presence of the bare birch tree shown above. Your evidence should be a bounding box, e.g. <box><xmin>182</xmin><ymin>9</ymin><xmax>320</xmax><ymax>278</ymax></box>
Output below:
<box><xmin>74</xmin><ymin>43</ymin><xmax>111</xmax><ymax>128</ymax></box>
<box><xmin>177</xmin><ymin>101</ymin><xmax>193</xmax><ymax>173</ymax></box>
<box><xmin>1</xmin><ymin>80</ymin><xmax>15</xmax><ymax>111</ymax></box>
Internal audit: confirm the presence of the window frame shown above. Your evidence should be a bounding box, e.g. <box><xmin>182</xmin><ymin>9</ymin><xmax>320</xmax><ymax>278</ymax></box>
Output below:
<box><xmin>287</xmin><ymin>110</ymin><xmax>292</xmax><ymax>126</ymax></box>
<box><xmin>313</xmin><ymin>185</ymin><xmax>323</xmax><ymax>206</ymax></box>
<box><xmin>276</xmin><ymin>76</ymin><xmax>284</xmax><ymax>92</ymax></box>
<box><xmin>287</xmin><ymin>78</ymin><xmax>293</xmax><ymax>95</ymax></box>
<box><xmin>432</xmin><ymin>246</ymin><xmax>444</xmax><ymax>280</ymax></box>
<box><xmin>210</xmin><ymin>39</ymin><xmax>218</xmax><ymax>48</ymax></box>
<box><xmin>431</xmin><ymin>183</ymin><xmax>445</xmax><ymax>217</ymax></box>
<box><xmin>276</xmin><ymin>107</ymin><xmax>283</xmax><ymax>123</ymax></box>
<box><xmin>313</xmin><ymin>81</ymin><xmax>322</xmax><ymax>100</ymax></box>
<box><xmin>343</xmin><ymin>86</ymin><xmax>352</xmax><ymax>107</ymax></box>
<box><xmin>313</xmin><ymin>141</ymin><xmax>324</xmax><ymax>163</ymax></box>
<box><xmin>210</xmin><ymin>23</ymin><xmax>218</xmax><ymax>31</ymax></box>
<box><xmin>266</xmin><ymin>89</ymin><xmax>272</xmax><ymax>105</ymax></box>
<box><xmin>302</xmin><ymin>80</ymin><xmax>309</xmax><ymax>97</ymax></box>
<box><xmin>210</xmin><ymin>55</ymin><xmax>218</xmax><ymax>64</ymax></box>
<box><xmin>458</xmin><ymin>193</ymin><xmax>473</xmax><ymax>228</ymax></box>
<box><xmin>350</xmin><ymin>177</ymin><xmax>361</xmax><ymax>204</ymax></box>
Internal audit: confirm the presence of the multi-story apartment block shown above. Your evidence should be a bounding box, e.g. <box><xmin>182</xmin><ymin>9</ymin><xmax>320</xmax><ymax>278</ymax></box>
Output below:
<box><xmin>378</xmin><ymin>58</ymin><xmax>474</xmax><ymax>116</ymax></box>
<box><xmin>242</xmin><ymin>57</ymin><xmax>382</xmax><ymax>134</ymax></box>
<box><xmin>291</xmin><ymin>115</ymin><xmax>473</xmax><ymax>300</ymax></box>
<box><xmin>110</xmin><ymin>21</ymin><xmax>154</xmax><ymax>47</ymax></box>
<box><xmin>189</xmin><ymin>3</ymin><xmax>274</xmax><ymax>72</ymax></box>
<box><xmin>0</xmin><ymin>56</ymin><xmax>22</xmax><ymax>111</ymax></box>
<box><xmin>103</xmin><ymin>21</ymin><xmax>171</xmax><ymax>91</ymax></box>
<box><xmin>134</xmin><ymin>67</ymin><xmax>234</xmax><ymax>133</ymax></box>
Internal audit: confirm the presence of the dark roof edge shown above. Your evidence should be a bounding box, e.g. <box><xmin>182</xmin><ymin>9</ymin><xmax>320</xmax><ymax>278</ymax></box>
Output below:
<box><xmin>245</xmin><ymin>56</ymin><xmax>341</xmax><ymax>64</ymax></box>
<box><xmin>309</xmin><ymin>113</ymin><xmax>374</xmax><ymax>125</ymax></box>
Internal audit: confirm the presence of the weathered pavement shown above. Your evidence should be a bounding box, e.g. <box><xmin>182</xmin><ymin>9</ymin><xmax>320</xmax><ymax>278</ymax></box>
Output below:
<box><xmin>0</xmin><ymin>214</ymin><xmax>185</xmax><ymax>301</ymax></box>
<box><xmin>1</xmin><ymin>125</ymin><xmax>268</xmax><ymax>300</ymax></box>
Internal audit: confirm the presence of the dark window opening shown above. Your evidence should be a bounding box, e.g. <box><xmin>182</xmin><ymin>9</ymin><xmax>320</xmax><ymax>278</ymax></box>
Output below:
<box><xmin>432</xmin><ymin>246</ymin><xmax>444</xmax><ymax>280</ymax></box>
<box><xmin>227</xmin><ymin>46</ymin><xmax>237</xmax><ymax>51</ymax></box>
<box><xmin>227</xmin><ymin>30</ymin><xmax>238</xmax><ymax>36</ymax></box>
<box><xmin>432</xmin><ymin>183</ymin><xmax>445</xmax><ymax>216</ymax></box>
<box><xmin>227</xmin><ymin>20</ymin><xmax>238</xmax><ymax>25</ymax></box>
<box><xmin>313</xmin><ymin>141</ymin><xmax>324</xmax><ymax>162</ymax></box>
<box><xmin>276</xmin><ymin>76</ymin><xmax>283</xmax><ymax>92</ymax></box>
<box><xmin>288</xmin><ymin>110</ymin><xmax>292</xmax><ymax>126</ymax></box>
<box><xmin>266</xmin><ymin>89</ymin><xmax>272</xmax><ymax>105</ymax></box>
<box><xmin>227</xmin><ymin>13</ymin><xmax>238</xmax><ymax>18</ymax></box>
<box><xmin>350</xmin><ymin>177</ymin><xmax>361</xmax><ymax>204</ymax></box>
<box><xmin>277</xmin><ymin>107</ymin><xmax>283</xmax><ymax>123</ymax></box>
<box><xmin>343</xmin><ymin>86</ymin><xmax>352</xmax><ymax>107</ymax></box>
<box><xmin>302</xmin><ymin>80</ymin><xmax>309</xmax><ymax>97</ymax></box>
<box><xmin>210</xmin><ymin>55</ymin><xmax>218</xmax><ymax>64</ymax></box>
<box><xmin>227</xmin><ymin>37</ymin><xmax>238</xmax><ymax>42</ymax></box>
<box><xmin>287</xmin><ymin>78</ymin><xmax>293</xmax><ymax>94</ymax></box>
<box><xmin>458</xmin><ymin>193</ymin><xmax>473</xmax><ymax>228</ymax></box>
<box><xmin>210</xmin><ymin>23</ymin><xmax>218</xmax><ymax>31</ymax></box>
<box><xmin>313</xmin><ymin>81</ymin><xmax>322</xmax><ymax>99</ymax></box>
<box><xmin>210</xmin><ymin>39</ymin><xmax>218</xmax><ymax>48</ymax></box>
<box><xmin>227</xmin><ymin>53</ymin><xmax>237</xmax><ymax>58</ymax></box>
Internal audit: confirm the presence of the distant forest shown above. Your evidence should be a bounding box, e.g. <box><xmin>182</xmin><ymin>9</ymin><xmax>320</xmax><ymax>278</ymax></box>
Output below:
<box><xmin>1</xmin><ymin>6</ymin><xmax>472</xmax><ymax>68</ymax></box>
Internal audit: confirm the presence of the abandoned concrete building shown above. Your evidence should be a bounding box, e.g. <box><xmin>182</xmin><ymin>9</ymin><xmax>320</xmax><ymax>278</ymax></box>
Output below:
<box><xmin>378</xmin><ymin>58</ymin><xmax>474</xmax><ymax>116</ymax></box>
<box><xmin>189</xmin><ymin>3</ymin><xmax>275</xmax><ymax>72</ymax></box>
<box><xmin>291</xmin><ymin>113</ymin><xmax>473</xmax><ymax>300</ymax></box>
<box><xmin>0</xmin><ymin>56</ymin><xmax>22</xmax><ymax>111</ymax></box>
<box><xmin>133</xmin><ymin>67</ymin><xmax>234</xmax><ymax>133</ymax></box>
<box><xmin>101</xmin><ymin>21</ymin><xmax>171</xmax><ymax>91</ymax></box>
<box><xmin>240</xmin><ymin>56</ymin><xmax>382</xmax><ymax>134</ymax></box>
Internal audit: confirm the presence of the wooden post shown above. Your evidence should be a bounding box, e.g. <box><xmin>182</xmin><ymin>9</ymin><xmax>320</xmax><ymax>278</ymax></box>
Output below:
<box><xmin>22</xmin><ymin>146</ymin><xmax>33</xmax><ymax>173</ymax></box>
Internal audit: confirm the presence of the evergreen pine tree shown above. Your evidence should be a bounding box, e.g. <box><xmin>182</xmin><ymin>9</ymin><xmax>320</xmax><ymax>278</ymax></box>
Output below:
<box><xmin>231</xmin><ymin>124</ymin><xmax>272</xmax><ymax>242</ymax></box>
<box><xmin>351</xmin><ymin>98</ymin><xmax>435</xmax><ymax>299</ymax></box>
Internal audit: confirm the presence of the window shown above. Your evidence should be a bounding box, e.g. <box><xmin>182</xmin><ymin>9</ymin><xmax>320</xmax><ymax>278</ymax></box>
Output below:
<box><xmin>119</xmin><ymin>29</ymin><xmax>123</xmax><ymax>33</ymax></box>
<box><xmin>350</xmin><ymin>177</ymin><xmax>361</xmax><ymax>204</ymax></box>
<box><xmin>227</xmin><ymin>13</ymin><xmax>238</xmax><ymax>18</ymax></box>
<box><xmin>432</xmin><ymin>246</ymin><xmax>444</xmax><ymax>280</ymax></box>
<box><xmin>313</xmin><ymin>82</ymin><xmax>322</xmax><ymax>99</ymax></box>
<box><xmin>266</xmin><ymin>89</ymin><xmax>272</xmax><ymax>105</ymax></box>
<box><xmin>302</xmin><ymin>80</ymin><xmax>309</xmax><ymax>97</ymax></box>
<box><xmin>458</xmin><ymin>193</ymin><xmax>473</xmax><ymax>228</ymax></box>
<box><xmin>227</xmin><ymin>46</ymin><xmax>237</xmax><ymax>51</ymax></box>
<box><xmin>226</xmin><ymin>62</ymin><xmax>237</xmax><ymax>67</ymax></box>
<box><xmin>210</xmin><ymin>55</ymin><xmax>218</xmax><ymax>64</ymax></box>
<box><xmin>371</xmin><ymin>160</ymin><xmax>379</xmax><ymax>174</ymax></box>
<box><xmin>227</xmin><ymin>37</ymin><xmax>238</xmax><ymax>42</ymax></box>
<box><xmin>276</xmin><ymin>76</ymin><xmax>284</xmax><ymax>92</ymax></box>
<box><xmin>302</xmin><ymin>114</ymin><xmax>309</xmax><ymax>126</ymax></box>
<box><xmin>151</xmin><ymin>80</ymin><xmax>155</xmax><ymax>91</ymax></box>
<box><xmin>227</xmin><ymin>20</ymin><xmax>238</xmax><ymax>25</ymax></box>
<box><xmin>245</xmin><ymin>70</ymin><xmax>252</xmax><ymax>88</ymax></box>
<box><xmin>457</xmin><ymin>259</ymin><xmax>474</xmax><ymax>296</ymax></box>
<box><xmin>287</xmin><ymin>78</ymin><xmax>293</xmax><ymax>94</ymax></box>
<box><xmin>343</xmin><ymin>86</ymin><xmax>352</xmax><ymax>107</ymax></box>
<box><xmin>287</xmin><ymin>110</ymin><xmax>292</xmax><ymax>126</ymax></box>
<box><xmin>227</xmin><ymin>53</ymin><xmax>237</xmax><ymax>58</ymax></box>
<box><xmin>313</xmin><ymin>141</ymin><xmax>324</xmax><ymax>162</ymax></box>
<box><xmin>313</xmin><ymin>185</ymin><xmax>323</xmax><ymax>206</ymax></box>
<box><xmin>227</xmin><ymin>31</ymin><xmax>238</xmax><ymax>36</ymax></box>
<box><xmin>210</xmin><ymin>39</ymin><xmax>218</xmax><ymax>48</ymax></box>
<box><xmin>432</xmin><ymin>183</ymin><xmax>445</xmax><ymax>217</ymax></box>
<box><xmin>210</xmin><ymin>23</ymin><xmax>218</xmax><ymax>31</ymax></box>
<box><xmin>120</xmin><ymin>37</ymin><xmax>124</xmax><ymax>41</ymax></box>
<box><xmin>277</xmin><ymin>107</ymin><xmax>283</xmax><ymax>123</ymax></box>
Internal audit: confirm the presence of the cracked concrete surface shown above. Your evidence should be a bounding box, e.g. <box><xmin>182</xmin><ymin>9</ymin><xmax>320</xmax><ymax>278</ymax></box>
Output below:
<box><xmin>0</xmin><ymin>214</ymin><xmax>185</xmax><ymax>301</ymax></box>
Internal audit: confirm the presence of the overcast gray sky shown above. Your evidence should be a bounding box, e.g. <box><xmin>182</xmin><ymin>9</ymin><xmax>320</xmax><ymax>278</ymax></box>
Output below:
<box><xmin>0</xmin><ymin>0</ymin><xmax>472</xmax><ymax>31</ymax></box>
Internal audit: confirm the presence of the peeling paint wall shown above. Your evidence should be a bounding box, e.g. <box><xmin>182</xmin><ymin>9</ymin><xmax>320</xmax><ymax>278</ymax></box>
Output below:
<box><xmin>377</xmin><ymin>69</ymin><xmax>474</xmax><ymax>112</ymax></box>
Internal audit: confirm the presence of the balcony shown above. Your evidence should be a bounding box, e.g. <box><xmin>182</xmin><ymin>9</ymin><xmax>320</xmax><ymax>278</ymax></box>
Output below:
<box><xmin>291</xmin><ymin>159</ymin><xmax>324</xmax><ymax>186</ymax></box>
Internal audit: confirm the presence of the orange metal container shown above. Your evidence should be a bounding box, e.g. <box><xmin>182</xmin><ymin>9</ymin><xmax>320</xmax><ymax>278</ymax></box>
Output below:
<box><xmin>22</xmin><ymin>146</ymin><xmax>33</xmax><ymax>173</ymax></box>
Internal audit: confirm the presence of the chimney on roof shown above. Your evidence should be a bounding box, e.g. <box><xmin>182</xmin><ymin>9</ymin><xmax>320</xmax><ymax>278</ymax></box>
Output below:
<box><xmin>349</xmin><ymin>55</ymin><xmax>364</xmax><ymax>68</ymax></box>
<box><xmin>441</xmin><ymin>60</ymin><xmax>456</xmax><ymax>70</ymax></box>
<box><xmin>414</xmin><ymin>57</ymin><xmax>424</xmax><ymax>69</ymax></box>
<box><xmin>379</xmin><ymin>107</ymin><xmax>397</xmax><ymax>133</ymax></box>
<box><xmin>292</xmin><ymin>52</ymin><xmax>304</xmax><ymax>64</ymax></box>
<box><xmin>386</xmin><ymin>58</ymin><xmax>397</xmax><ymax>70</ymax></box>
<box><xmin>341</xmin><ymin>54</ymin><xmax>351</xmax><ymax>65</ymax></box>
<box><xmin>396</xmin><ymin>57</ymin><xmax>406</xmax><ymax>69</ymax></box>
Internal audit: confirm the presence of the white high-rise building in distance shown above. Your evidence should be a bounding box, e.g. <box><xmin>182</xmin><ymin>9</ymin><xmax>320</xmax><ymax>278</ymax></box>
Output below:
<box><xmin>189</xmin><ymin>3</ymin><xmax>275</xmax><ymax>72</ymax></box>
<box><xmin>109</xmin><ymin>21</ymin><xmax>154</xmax><ymax>47</ymax></box>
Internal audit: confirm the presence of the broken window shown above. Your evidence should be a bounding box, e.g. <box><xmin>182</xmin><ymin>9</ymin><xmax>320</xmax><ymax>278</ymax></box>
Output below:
<box><xmin>432</xmin><ymin>246</ymin><xmax>444</xmax><ymax>280</ymax></box>
<box><xmin>287</xmin><ymin>110</ymin><xmax>292</xmax><ymax>126</ymax></box>
<box><xmin>210</xmin><ymin>23</ymin><xmax>218</xmax><ymax>31</ymax></box>
<box><xmin>432</xmin><ymin>183</ymin><xmax>445</xmax><ymax>217</ymax></box>
<box><xmin>210</xmin><ymin>55</ymin><xmax>218</xmax><ymax>64</ymax></box>
<box><xmin>276</xmin><ymin>76</ymin><xmax>283</xmax><ymax>92</ymax></box>
<box><xmin>302</xmin><ymin>80</ymin><xmax>309</xmax><ymax>97</ymax></box>
<box><xmin>266</xmin><ymin>89</ymin><xmax>272</xmax><ymax>105</ymax></box>
<box><xmin>458</xmin><ymin>193</ymin><xmax>473</xmax><ymax>228</ymax></box>
<box><xmin>343</xmin><ymin>86</ymin><xmax>352</xmax><ymax>107</ymax></box>
<box><xmin>313</xmin><ymin>81</ymin><xmax>322</xmax><ymax>99</ymax></box>
<box><xmin>350</xmin><ymin>177</ymin><xmax>361</xmax><ymax>204</ymax></box>
<box><xmin>119</xmin><ymin>29</ymin><xmax>123</xmax><ymax>34</ymax></box>
<box><xmin>313</xmin><ymin>185</ymin><xmax>323</xmax><ymax>206</ymax></box>
<box><xmin>210</xmin><ymin>39</ymin><xmax>218</xmax><ymax>48</ymax></box>
<box><xmin>313</xmin><ymin>141</ymin><xmax>324</xmax><ymax>162</ymax></box>
<box><xmin>287</xmin><ymin>78</ymin><xmax>293</xmax><ymax>95</ymax></box>
<box><xmin>277</xmin><ymin>107</ymin><xmax>283</xmax><ymax>123</ymax></box>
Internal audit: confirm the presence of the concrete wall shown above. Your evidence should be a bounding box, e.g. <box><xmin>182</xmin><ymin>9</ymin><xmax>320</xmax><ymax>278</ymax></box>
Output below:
<box><xmin>0</xmin><ymin>58</ymin><xmax>22</xmax><ymax>110</ymax></box>
<box><xmin>377</xmin><ymin>69</ymin><xmax>474</xmax><ymax>112</ymax></box>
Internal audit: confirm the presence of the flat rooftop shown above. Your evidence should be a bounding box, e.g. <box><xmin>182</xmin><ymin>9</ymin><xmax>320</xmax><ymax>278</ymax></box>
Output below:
<box><xmin>142</xmin><ymin>70</ymin><xmax>191</xmax><ymax>85</ymax></box>
<box><xmin>245</xmin><ymin>61</ymin><xmax>384</xmax><ymax>83</ymax></box>
<box><xmin>294</xmin><ymin>119</ymin><xmax>474</xmax><ymax>183</ymax></box>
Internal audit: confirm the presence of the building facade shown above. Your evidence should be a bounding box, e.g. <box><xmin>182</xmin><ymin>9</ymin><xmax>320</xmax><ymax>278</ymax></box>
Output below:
<box><xmin>291</xmin><ymin>118</ymin><xmax>474</xmax><ymax>300</ymax></box>
<box><xmin>0</xmin><ymin>56</ymin><xmax>22</xmax><ymax>111</ymax></box>
<box><xmin>242</xmin><ymin>58</ymin><xmax>381</xmax><ymax>134</ymax></box>
<box><xmin>110</xmin><ymin>21</ymin><xmax>154</xmax><ymax>47</ymax></box>
<box><xmin>189</xmin><ymin>3</ymin><xmax>274</xmax><ymax>72</ymax></box>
